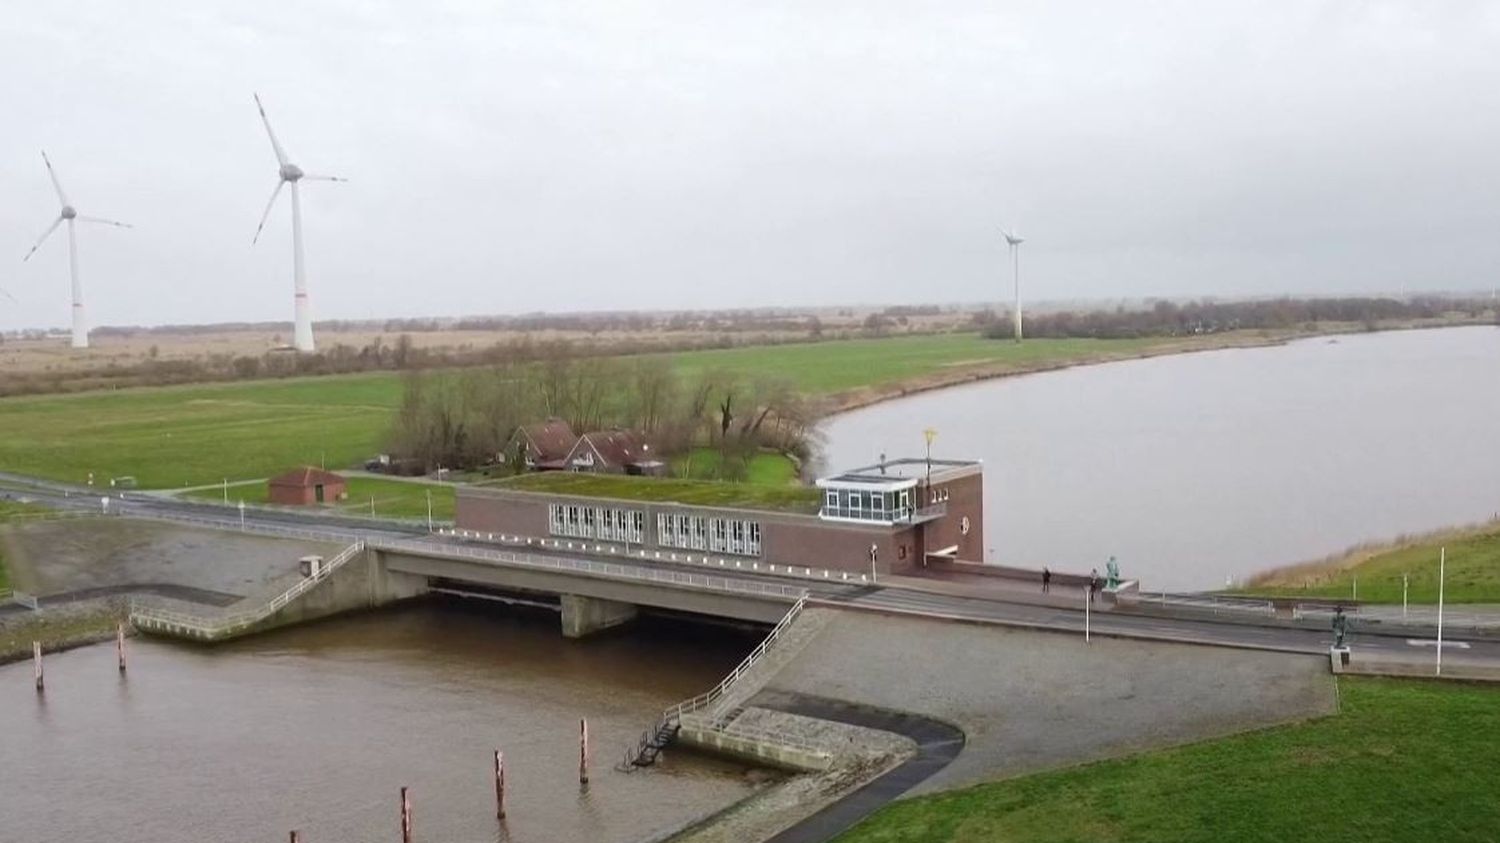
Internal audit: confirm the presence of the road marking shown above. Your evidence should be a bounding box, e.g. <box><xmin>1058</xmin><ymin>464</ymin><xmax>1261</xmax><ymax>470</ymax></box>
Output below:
<box><xmin>1407</xmin><ymin>639</ymin><xmax>1470</xmax><ymax>649</ymax></box>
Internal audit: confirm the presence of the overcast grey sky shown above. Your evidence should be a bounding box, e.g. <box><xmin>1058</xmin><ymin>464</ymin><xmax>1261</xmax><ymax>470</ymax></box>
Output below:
<box><xmin>2</xmin><ymin>1</ymin><xmax>1497</xmax><ymax>331</ymax></box>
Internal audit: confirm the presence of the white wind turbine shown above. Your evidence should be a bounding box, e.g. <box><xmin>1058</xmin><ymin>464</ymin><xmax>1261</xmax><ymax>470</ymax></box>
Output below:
<box><xmin>251</xmin><ymin>93</ymin><xmax>345</xmax><ymax>353</ymax></box>
<box><xmin>1002</xmin><ymin>227</ymin><xmax>1024</xmax><ymax>342</ymax></box>
<box><xmin>21</xmin><ymin>152</ymin><xmax>131</xmax><ymax>350</ymax></box>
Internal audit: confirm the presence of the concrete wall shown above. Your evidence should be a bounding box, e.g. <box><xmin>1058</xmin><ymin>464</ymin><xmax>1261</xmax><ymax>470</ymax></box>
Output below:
<box><xmin>377</xmin><ymin>547</ymin><xmax>794</xmax><ymax>624</ymax></box>
<box><xmin>559</xmin><ymin>594</ymin><xmax>639</xmax><ymax>638</ymax></box>
<box><xmin>253</xmin><ymin>549</ymin><xmax>427</xmax><ymax>632</ymax></box>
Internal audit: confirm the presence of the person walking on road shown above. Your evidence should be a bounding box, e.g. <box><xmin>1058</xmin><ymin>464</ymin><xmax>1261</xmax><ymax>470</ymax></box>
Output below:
<box><xmin>1088</xmin><ymin>568</ymin><xmax>1100</xmax><ymax>604</ymax></box>
<box><xmin>1041</xmin><ymin>567</ymin><xmax>1052</xmax><ymax>594</ymax></box>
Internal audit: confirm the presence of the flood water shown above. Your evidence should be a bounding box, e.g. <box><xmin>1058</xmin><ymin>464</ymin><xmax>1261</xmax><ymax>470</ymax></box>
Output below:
<box><xmin>2</xmin><ymin>602</ymin><xmax>761</xmax><ymax>843</ymax></box>
<box><xmin>822</xmin><ymin>326</ymin><xmax>1500</xmax><ymax>591</ymax></box>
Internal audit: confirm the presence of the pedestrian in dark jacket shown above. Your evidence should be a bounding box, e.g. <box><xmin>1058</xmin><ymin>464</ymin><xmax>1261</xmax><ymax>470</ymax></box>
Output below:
<box><xmin>1088</xmin><ymin>568</ymin><xmax>1100</xmax><ymax>603</ymax></box>
<box><xmin>1041</xmin><ymin>567</ymin><xmax>1052</xmax><ymax>594</ymax></box>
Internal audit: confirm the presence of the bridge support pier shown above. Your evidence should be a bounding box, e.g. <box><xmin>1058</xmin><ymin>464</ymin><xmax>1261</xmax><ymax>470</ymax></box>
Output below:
<box><xmin>560</xmin><ymin>594</ymin><xmax>638</xmax><ymax>639</ymax></box>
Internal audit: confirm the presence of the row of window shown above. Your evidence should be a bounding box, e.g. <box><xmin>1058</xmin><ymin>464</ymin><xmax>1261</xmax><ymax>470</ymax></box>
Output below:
<box><xmin>657</xmin><ymin>512</ymin><xmax>763</xmax><ymax>557</ymax></box>
<box><xmin>548</xmin><ymin>504</ymin><xmax>646</xmax><ymax>543</ymax></box>
<box><xmin>822</xmin><ymin>488</ymin><xmax>913</xmax><ymax>522</ymax></box>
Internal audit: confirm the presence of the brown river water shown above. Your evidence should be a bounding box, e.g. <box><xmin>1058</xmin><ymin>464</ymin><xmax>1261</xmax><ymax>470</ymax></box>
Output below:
<box><xmin>2</xmin><ymin>601</ymin><xmax>762</xmax><ymax>843</ymax></box>
<box><xmin>822</xmin><ymin>325</ymin><xmax>1500</xmax><ymax>591</ymax></box>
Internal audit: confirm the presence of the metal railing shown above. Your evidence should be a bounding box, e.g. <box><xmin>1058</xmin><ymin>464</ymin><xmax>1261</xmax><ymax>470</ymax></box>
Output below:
<box><xmin>1145</xmin><ymin>592</ymin><xmax>1277</xmax><ymax>617</ymax></box>
<box><xmin>113</xmin><ymin>509</ymin><xmax>365</xmax><ymax>544</ymax></box>
<box><xmin>372</xmin><ymin>537</ymin><xmax>810</xmax><ymax>602</ymax></box>
<box><xmin>664</xmin><ymin>594</ymin><xmax>808</xmax><ymax>723</ymax></box>
<box><xmin>130</xmin><ymin>541</ymin><xmax>365</xmax><ymax>639</ymax></box>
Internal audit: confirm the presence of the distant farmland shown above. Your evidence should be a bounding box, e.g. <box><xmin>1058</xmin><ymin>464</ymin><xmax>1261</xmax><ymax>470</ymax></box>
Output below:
<box><xmin>0</xmin><ymin>333</ymin><xmax>1202</xmax><ymax>489</ymax></box>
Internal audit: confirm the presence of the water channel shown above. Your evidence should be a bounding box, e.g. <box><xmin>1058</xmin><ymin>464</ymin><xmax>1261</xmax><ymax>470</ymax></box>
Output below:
<box><xmin>821</xmin><ymin>326</ymin><xmax>1500</xmax><ymax>591</ymax></box>
<box><xmin>3</xmin><ymin>601</ymin><xmax>761</xmax><ymax>843</ymax></box>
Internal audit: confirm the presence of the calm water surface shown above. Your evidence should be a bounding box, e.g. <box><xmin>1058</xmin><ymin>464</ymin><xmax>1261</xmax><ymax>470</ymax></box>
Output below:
<box><xmin>2</xmin><ymin>602</ymin><xmax>759</xmax><ymax>843</ymax></box>
<box><xmin>822</xmin><ymin>326</ymin><xmax>1500</xmax><ymax>590</ymax></box>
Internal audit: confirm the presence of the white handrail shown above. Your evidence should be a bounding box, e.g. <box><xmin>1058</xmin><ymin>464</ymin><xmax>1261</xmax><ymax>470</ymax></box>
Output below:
<box><xmin>666</xmin><ymin>594</ymin><xmax>808</xmax><ymax>723</ymax></box>
<box><xmin>130</xmin><ymin>541</ymin><xmax>365</xmax><ymax>638</ymax></box>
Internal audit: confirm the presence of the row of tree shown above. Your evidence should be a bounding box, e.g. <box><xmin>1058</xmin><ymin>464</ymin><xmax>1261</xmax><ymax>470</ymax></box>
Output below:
<box><xmin>385</xmin><ymin>354</ymin><xmax>820</xmax><ymax>478</ymax></box>
<box><xmin>980</xmin><ymin>296</ymin><xmax>1495</xmax><ymax>340</ymax></box>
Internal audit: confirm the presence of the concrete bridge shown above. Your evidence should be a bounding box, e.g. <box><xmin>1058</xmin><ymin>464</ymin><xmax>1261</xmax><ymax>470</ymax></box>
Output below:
<box><xmin>373</xmin><ymin>538</ymin><xmax>804</xmax><ymax>636</ymax></box>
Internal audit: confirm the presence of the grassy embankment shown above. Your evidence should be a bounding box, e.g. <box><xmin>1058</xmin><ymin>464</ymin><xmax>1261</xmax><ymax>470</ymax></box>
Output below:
<box><xmin>491</xmin><ymin>471</ymin><xmax>822</xmax><ymax>514</ymax></box>
<box><xmin>1232</xmin><ymin>520</ymin><xmax>1500</xmax><ymax>604</ymax></box>
<box><xmin>838</xmin><ymin>677</ymin><xmax>1500</xmax><ymax>843</ymax></box>
<box><xmin>0</xmin><ymin>500</ymin><xmax>126</xmax><ymax>663</ymax></box>
<box><xmin>183</xmin><ymin>476</ymin><xmax>457</xmax><ymax>521</ymax></box>
<box><xmin>0</xmin><ymin>334</ymin><xmax>1192</xmax><ymax>490</ymax></box>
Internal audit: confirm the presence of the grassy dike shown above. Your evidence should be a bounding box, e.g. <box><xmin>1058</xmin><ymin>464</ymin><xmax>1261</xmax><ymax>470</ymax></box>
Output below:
<box><xmin>0</xmin><ymin>502</ymin><xmax>125</xmax><ymax>664</ymax></box>
<box><xmin>0</xmin><ymin>329</ymin><xmax>1344</xmax><ymax>491</ymax></box>
<box><xmin>837</xmin><ymin>677</ymin><xmax>1500</xmax><ymax>843</ymax></box>
<box><xmin>1234</xmin><ymin>520</ymin><xmax>1500</xmax><ymax>604</ymax></box>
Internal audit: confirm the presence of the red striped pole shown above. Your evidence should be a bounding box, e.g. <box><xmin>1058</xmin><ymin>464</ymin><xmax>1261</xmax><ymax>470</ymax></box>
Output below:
<box><xmin>579</xmin><ymin>718</ymin><xmax>589</xmax><ymax>785</ymax></box>
<box><xmin>33</xmin><ymin>641</ymin><xmax>43</xmax><ymax>692</ymax></box>
<box><xmin>117</xmin><ymin>623</ymin><xmax>127</xmax><ymax>673</ymax></box>
<box><xmin>495</xmin><ymin>750</ymin><xmax>508</xmax><ymax>819</ymax></box>
<box><xmin>400</xmin><ymin>786</ymin><xmax>412</xmax><ymax>843</ymax></box>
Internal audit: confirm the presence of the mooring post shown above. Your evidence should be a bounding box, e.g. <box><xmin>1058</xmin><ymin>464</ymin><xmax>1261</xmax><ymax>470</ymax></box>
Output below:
<box><xmin>400</xmin><ymin>786</ymin><xmax>412</xmax><ymax>843</ymax></box>
<box><xmin>579</xmin><ymin>718</ymin><xmax>590</xmax><ymax>785</ymax></box>
<box><xmin>495</xmin><ymin>749</ymin><xmax>507</xmax><ymax>820</ymax></box>
<box><xmin>117</xmin><ymin>623</ymin><xmax>127</xmax><ymax>673</ymax></box>
<box><xmin>289</xmin><ymin>832</ymin><xmax>300</xmax><ymax>843</ymax></box>
<box><xmin>33</xmin><ymin>641</ymin><xmax>43</xmax><ymax>692</ymax></box>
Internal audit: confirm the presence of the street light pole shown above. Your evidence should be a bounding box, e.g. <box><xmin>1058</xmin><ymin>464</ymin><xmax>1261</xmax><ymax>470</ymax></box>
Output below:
<box><xmin>1436</xmin><ymin>547</ymin><xmax>1446</xmax><ymax>676</ymax></box>
<box><xmin>426</xmin><ymin>490</ymin><xmax>433</xmax><ymax>532</ymax></box>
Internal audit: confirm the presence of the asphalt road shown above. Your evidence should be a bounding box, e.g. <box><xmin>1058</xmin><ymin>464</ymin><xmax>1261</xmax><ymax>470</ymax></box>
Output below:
<box><xmin>4</xmin><ymin>473</ymin><xmax>1496</xmax><ymax>668</ymax></box>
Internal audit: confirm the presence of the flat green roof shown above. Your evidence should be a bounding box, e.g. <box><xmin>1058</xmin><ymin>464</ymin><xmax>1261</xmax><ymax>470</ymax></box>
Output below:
<box><xmin>479</xmin><ymin>472</ymin><xmax>822</xmax><ymax>514</ymax></box>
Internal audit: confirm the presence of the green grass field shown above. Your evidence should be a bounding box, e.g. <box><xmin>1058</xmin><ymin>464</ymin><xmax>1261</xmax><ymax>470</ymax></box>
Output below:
<box><xmin>182</xmin><ymin>476</ymin><xmax>456</xmax><ymax>521</ymax></box>
<box><xmin>489</xmin><ymin>471</ymin><xmax>822</xmax><ymax>513</ymax></box>
<box><xmin>661</xmin><ymin>334</ymin><xmax>1164</xmax><ymax>395</ymax></box>
<box><xmin>838</xmin><ymin>677</ymin><xmax>1500</xmax><ymax>843</ymax></box>
<box><xmin>1235</xmin><ymin>523</ymin><xmax>1500</xmax><ymax>604</ymax></box>
<box><xmin>671</xmin><ymin>448</ymin><xmax>799</xmax><ymax>485</ymax></box>
<box><xmin>0</xmin><ymin>334</ymin><xmax>1170</xmax><ymax>490</ymax></box>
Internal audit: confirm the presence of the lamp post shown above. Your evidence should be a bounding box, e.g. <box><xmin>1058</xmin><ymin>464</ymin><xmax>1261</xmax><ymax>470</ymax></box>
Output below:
<box><xmin>1436</xmin><ymin>547</ymin><xmax>1446</xmax><ymax>676</ymax></box>
<box><xmin>426</xmin><ymin>489</ymin><xmax>433</xmax><ymax>532</ymax></box>
<box><xmin>923</xmin><ymin>428</ymin><xmax>937</xmax><ymax>490</ymax></box>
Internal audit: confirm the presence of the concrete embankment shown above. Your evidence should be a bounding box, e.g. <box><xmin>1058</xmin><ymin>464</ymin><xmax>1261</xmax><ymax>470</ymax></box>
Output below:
<box><xmin>667</xmin><ymin>604</ymin><xmax>1334</xmax><ymax>841</ymax></box>
<box><xmin>0</xmin><ymin>598</ymin><xmax>124</xmax><ymax>665</ymax></box>
<box><xmin>759</xmin><ymin>607</ymin><xmax>1335</xmax><ymax>793</ymax></box>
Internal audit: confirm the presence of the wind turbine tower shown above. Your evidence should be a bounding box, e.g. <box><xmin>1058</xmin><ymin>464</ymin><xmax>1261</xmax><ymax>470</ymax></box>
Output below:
<box><xmin>1002</xmin><ymin>228</ymin><xmax>1025</xmax><ymax>342</ymax></box>
<box><xmin>21</xmin><ymin>152</ymin><xmax>131</xmax><ymax>349</ymax></box>
<box><xmin>252</xmin><ymin>94</ymin><xmax>345</xmax><ymax>353</ymax></box>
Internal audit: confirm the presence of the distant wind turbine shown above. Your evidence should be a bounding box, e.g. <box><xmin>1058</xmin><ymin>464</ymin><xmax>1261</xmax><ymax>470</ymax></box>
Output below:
<box><xmin>1002</xmin><ymin>227</ymin><xmax>1024</xmax><ymax>342</ymax></box>
<box><xmin>251</xmin><ymin>93</ymin><xmax>345</xmax><ymax>353</ymax></box>
<box><xmin>21</xmin><ymin>152</ymin><xmax>131</xmax><ymax>350</ymax></box>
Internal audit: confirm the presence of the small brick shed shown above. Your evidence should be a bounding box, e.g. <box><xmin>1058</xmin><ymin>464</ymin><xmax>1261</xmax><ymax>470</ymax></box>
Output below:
<box><xmin>267</xmin><ymin>467</ymin><xmax>348</xmax><ymax>506</ymax></box>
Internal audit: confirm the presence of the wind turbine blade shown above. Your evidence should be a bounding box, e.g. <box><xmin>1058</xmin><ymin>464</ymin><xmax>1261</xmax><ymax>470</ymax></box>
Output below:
<box><xmin>22</xmin><ymin>216</ymin><xmax>64</xmax><ymax>262</ymax></box>
<box><xmin>252</xmin><ymin>179</ymin><xmax>285</xmax><ymax>245</ymax></box>
<box><xmin>300</xmin><ymin>174</ymin><xmax>347</xmax><ymax>182</ymax></box>
<box><xmin>253</xmin><ymin>93</ymin><xmax>290</xmax><ymax>167</ymax></box>
<box><xmin>79</xmin><ymin>215</ymin><xmax>132</xmax><ymax>228</ymax></box>
<box><xmin>41</xmin><ymin>151</ymin><xmax>70</xmax><ymax>206</ymax></box>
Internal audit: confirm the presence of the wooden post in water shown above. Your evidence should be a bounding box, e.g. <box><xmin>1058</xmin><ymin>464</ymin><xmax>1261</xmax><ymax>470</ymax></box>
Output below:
<box><xmin>289</xmin><ymin>832</ymin><xmax>300</xmax><ymax>843</ymax></box>
<box><xmin>579</xmin><ymin>718</ymin><xmax>590</xmax><ymax>785</ymax></box>
<box><xmin>497</xmin><ymin>750</ymin><xmax>509</xmax><ymax>819</ymax></box>
<box><xmin>400</xmin><ymin>786</ymin><xmax>412</xmax><ymax>843</ymax></box>
<box><xmin>117</xmin><ymin>623</ymin><xmax>127</xmax><ymax>673</ymax></box>
<box><xmin>33</xmin><ymin>641</ymin><xmax>43</xmax><ymax>692</ymax></box>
